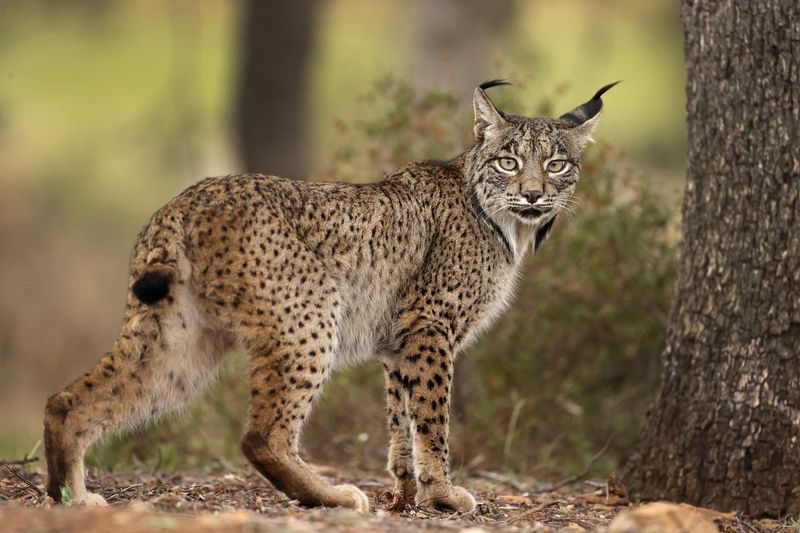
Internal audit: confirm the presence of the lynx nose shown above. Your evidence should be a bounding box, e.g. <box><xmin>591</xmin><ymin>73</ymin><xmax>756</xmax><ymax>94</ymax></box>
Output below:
<box><xmin>521</xmin><ymin>189</ymin><xmax>543</xmax><ymax>204</ymax></box>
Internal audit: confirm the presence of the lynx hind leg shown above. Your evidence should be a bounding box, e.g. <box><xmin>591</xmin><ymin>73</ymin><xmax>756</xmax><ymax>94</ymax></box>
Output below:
<box><xmin>239</xmin><ymin>326</ymin><xmax>369</xmax><ymax>512</ymax></box>
<box><xmin>44</xmin><ymin>283</ymin><xmax>229</xmax><ymax>505</ymax></box>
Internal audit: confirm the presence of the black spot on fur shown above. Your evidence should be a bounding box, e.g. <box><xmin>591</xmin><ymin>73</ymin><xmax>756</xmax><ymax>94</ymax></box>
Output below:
<box><xmin>132</xmin><ymin>269</ymin><xmax>172</xmax><ymax>304</ymax></box>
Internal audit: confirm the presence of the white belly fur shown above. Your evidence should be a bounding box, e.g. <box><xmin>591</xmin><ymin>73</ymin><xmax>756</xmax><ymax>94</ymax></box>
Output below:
<box><xmin>332</xmin><ymin>265</ymin><xmax>520</xmax><ymax>367</ymax></box>
<box><xmin>333</xmin><ymin>277</ymin><xmax>396</xmax><ymax>369</ymax></box>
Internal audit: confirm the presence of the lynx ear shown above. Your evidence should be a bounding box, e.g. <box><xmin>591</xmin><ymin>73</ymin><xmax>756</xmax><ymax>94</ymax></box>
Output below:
<box><xmin>473</xmin><ymin>79</ymin><xmax>510</xmax><ymax>142</ymax></box>
<box><xmin>560</xmin><ymin>81</ymin><xmax>620</xmax><ymax>149</ymax></box>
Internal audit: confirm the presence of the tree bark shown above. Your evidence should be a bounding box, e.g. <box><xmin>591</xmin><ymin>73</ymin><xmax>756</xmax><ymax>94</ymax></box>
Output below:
<box><xmin>625</xmin><ymin>0</ymin><xmax>800</xmax><ymax>517</ymax></box>
<box><xmin>236</xmin><ymin>0</ymin><xmax>319</xmax><ymax>178</ymax></box>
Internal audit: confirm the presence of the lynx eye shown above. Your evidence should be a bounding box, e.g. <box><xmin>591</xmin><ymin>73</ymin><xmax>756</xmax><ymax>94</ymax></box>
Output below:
<box><xmin>546</xmin><ymin>160</ymin><xmax>570</xmax><ymax>174</ymax></box>
<box><xmin>495</xmin><ymin>157</ymin><xmax>519</xmax><ymax>173</ymax></box>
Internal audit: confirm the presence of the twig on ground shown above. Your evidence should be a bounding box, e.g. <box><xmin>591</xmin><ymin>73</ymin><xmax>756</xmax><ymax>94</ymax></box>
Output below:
<box><xmin>1</xmin><ymin>461</ymin><xmax>45</xmax><ymax>497</ymax></box>
<box><xmin>106</xmin><ymin>483</ymin><xmax>144</xmax><ymax>502</ymax></box>
<box><xmin>735</xmin><ymin>516</ymin><xmax>760</xmax><ymax>533</ymax></box>
<box><xmin>0</xmin><ymin>456</ymin><xmax>40</xmax><ymax>466</ymax></box>
<box><xmin>541</xmin><ymin>435</ymin><xmax>614</xmax><ymax>491</ymax></box>
<box><xmin>568</xmin><ymin>516</ymin><xmax>597</xmax><ymax>530</ymax></box>
<box><xmin>503</xmin><ymin>398</ymin><xmax>526</xmax><ymax>460</ymax></box>
<box><xmin>505</xmin><ymin>500</ymin><xmax>560</xmax><ymax>523</ymax></box>
<box><xmin>27</xmin><ymin>439</ymin><xmax>42</xmax><ymax>461</ymax></box>
<box><xmin>473</xmin><ymin>470</ymin><xmax>528</xmax><ymax>492</ymax></box>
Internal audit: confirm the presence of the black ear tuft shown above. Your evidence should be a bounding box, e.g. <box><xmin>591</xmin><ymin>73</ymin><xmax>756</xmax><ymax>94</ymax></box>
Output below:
<box><xmin>479</xmin><ymin>79</ymin><xmax>512</xmax><ymax>91</ymax></box>
<box><xmin>591</xmin><ymin>80</ymin><xmax>622</xmax><ymax>102</ymax></box>
<box><xmin>560</xmin><ymin>80</ymin><xmax>621</xmax><ymax>125</ymax></box>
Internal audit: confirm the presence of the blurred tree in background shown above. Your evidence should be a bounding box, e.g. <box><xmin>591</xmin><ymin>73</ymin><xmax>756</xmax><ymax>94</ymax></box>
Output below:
<box><xmin>0</xmin><ymin>0</ymin><xmax>685</xmax><ymax>481</ymax></box>
<box><xmin>408</xmin><ymin>0</ymin><xmax>516</xmax><ymax>94</ymax></box>
<box><xmin>237</xmin><ymin>0</ymin><xmax>320</xmax><ymax>177</ymax></box>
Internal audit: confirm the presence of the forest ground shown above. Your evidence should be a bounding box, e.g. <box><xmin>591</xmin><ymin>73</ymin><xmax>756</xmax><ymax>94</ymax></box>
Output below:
<box><xmin>0</xmin><ymin>461</ymin><xmax>787</xmax><ymax>532</ymax></box>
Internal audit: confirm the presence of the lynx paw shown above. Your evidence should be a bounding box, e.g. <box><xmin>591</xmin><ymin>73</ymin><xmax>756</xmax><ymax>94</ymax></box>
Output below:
<box><xmin>332</xmin><ymin>483</ymin><xmax>370</xmax><ymax>512</ymax></box>
<box><xmin>396</xmin><ymin>475</ymin><xmax>417</xmax><ymax>505</ymax></box>
<box><xmin>389</xmin><ymin>461</ymin><xmax>417</xmax><ymax>505</ymax></box>
<box><xmin>416</xmin><ymin>483</ymin><xmax>476</xmax><ymax>513</ymax></box>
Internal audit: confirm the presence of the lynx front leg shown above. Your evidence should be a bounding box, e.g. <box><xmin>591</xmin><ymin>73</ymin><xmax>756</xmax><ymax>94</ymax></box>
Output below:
<box><xmin>391</xmin><ymin>323</ymin><xmax>476</xmax><ymax>513</ymax></box>
<box><xmin>381</xmin><ymin>356</ymin><xmax>416</xmax><ymax>505</ymax></box>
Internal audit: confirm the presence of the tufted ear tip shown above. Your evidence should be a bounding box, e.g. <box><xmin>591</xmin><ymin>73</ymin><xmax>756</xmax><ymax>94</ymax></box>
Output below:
<box><xmin>591</xmin><ymin>80</ymin><xmax>622</xmax><ymax>102</ymax></box>
<box><xmin>479</xmin><ymin>79</ymin><xmax>512</xmax><ymax>91</ymax></box>
<box><xmin>560</xmin><ymin>81</ymin><xmax>621</xmax><ymax>126</ymax></box>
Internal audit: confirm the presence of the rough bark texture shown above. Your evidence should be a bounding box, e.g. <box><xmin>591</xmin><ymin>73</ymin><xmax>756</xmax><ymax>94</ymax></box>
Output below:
<box><xmin>625</xmin><ymin>0</ymin><xmax>800</xmax><ymax>517</ymax></box>
<box><xmin>236</xmin><ymin>0</ymin><xmax>319</xmax><ymax>178</ymax></box>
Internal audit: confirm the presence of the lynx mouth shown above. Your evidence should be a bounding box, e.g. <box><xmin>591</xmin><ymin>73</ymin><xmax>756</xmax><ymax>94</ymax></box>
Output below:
<box><xmin>509</xmin><ymin>205</ymin><xmax>550</xmax><ymax>219</ymax></box>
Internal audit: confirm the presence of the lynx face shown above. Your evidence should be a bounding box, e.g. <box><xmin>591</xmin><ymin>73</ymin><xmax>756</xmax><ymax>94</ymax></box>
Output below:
<box><xmin>467</xmin><ymin>80</ymin><xmax>617</xmax><ymax>233</ymax></box>
<box><xmin>470</xmin><ymin>117</ymin><xmax>586</xmax><ymax>225</ymax></box>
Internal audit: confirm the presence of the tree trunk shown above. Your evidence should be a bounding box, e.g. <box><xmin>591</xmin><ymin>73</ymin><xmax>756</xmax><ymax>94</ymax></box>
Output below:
<box><xmin>236</xmin><ymin>0</ymin><xmax>319</xmax><ymax>178</ymax></box>
<box><xmin>625</xmin><ymin>0</ymin><xmax>800</xmax><ymax>517</ymax></box>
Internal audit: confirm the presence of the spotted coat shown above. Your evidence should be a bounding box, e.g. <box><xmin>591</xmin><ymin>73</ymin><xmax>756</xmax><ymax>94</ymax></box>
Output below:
<box><xmin>43</xmin><ymin>81</ymin><xmax>613</xmax><ymax>512</ymax></box>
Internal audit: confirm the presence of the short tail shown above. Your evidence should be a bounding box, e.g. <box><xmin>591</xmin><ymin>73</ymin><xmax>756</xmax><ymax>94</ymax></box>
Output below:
<box><xmin>132</xmin><ymin>266</ymin><xmax>173</xmax><ymax>304</ymax></box>
<box><xmin>131</xmin><ymin>211</ymin><xmax>184</xmax><ymax>305</ymax></box>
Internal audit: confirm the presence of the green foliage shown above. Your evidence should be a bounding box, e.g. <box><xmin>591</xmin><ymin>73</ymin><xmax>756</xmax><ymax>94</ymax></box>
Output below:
<box><xmin>60</xmin><ymin>484</ymin><xmax>74</xmax><ymax>505</ymax></box>
<box><xmin>320</xmin><ymin>76</ymin><xmax>467</xmax><ymax>181</ymax></box>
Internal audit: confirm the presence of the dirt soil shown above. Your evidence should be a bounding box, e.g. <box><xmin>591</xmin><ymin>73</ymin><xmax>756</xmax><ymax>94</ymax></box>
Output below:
<box><xmin>0</xmin><ymin>463</ymin><xmax>787</xmax><ymax>532</ymax></box>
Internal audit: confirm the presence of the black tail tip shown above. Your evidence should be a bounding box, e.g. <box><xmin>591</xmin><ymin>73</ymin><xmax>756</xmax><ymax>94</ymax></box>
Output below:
<box><xmin>131</xmin><ymin>270</ymin><xmax>172</xmax><ymax>305</ymax></box>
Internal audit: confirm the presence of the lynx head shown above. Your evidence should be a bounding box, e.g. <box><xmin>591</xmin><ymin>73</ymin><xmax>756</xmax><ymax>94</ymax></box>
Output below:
<box><xmin>465</xmin><ymin>80</ymin><xmax>618</xmax><ymax>246</ymax></box>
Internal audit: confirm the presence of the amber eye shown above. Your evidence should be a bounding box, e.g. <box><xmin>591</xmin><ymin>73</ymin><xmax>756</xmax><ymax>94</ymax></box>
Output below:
<box><xmin>546</xmin><ymin>160</ymin><xmax>570</xmax><ymax>174</ymax></box>
<box><xmin>495</xmin><ymin>157</ymin><xmax>519</xmax><ymax>172</ymax></box>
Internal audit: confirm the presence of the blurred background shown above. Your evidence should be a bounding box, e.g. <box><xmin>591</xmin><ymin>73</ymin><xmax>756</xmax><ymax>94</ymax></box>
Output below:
<box><xmin>0</xmin><ymin>0</ymin><xmax>684</xmax><ymax>481</ymax></box>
